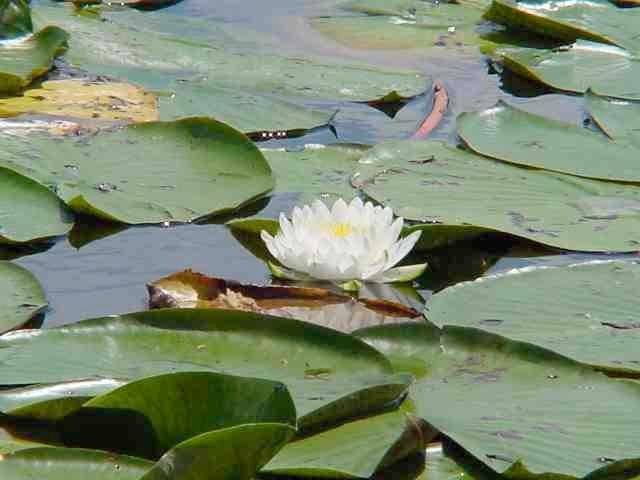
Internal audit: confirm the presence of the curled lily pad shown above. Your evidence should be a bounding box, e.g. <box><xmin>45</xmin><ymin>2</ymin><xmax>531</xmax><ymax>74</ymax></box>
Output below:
<box><xmin>0</xmin><ymin>261</ymin><xmax>46</xmax><ymax>335</ymax></box>
<box><xmin>263</xmin><ymin>407</ymin><xmax>435</xmax><ymax>479</ymax></box>
<box><xmin>0</xmin><ymin>79</ymin><xmax>159</xmax><ymax>123</ymax></box>
<box><xmin>0</xmin><ymin>26</ymin><xmax>68</xmax><ymax>94</ymax></box>
<box><xmin>352</xmin><ymin>140</ymin><xmax>640</xmax><ymax>251</ymax></box>
<box><xmin>426</xmin><ymin>260</ymin><xmax>640</xmax><ymax>375</ymax></box>
<box><xmin>0</xmin><ymin>117</ymin><xmax>273</xmax><ymax>224</ymax></box>
<box><xmin>60</xmin><ymin>372</ymin><xmax>296</xmax><ymax>458</ymax></box>
<box><xmin>485</xmin><ymin>0</ymin><xmax>640</xmax><ymax>52</ymax></box>
<box><xmin>147</xmin><ymin>270</ymin><xmax>421</xmax><ymax>333</ymax></box>
<box><xmin>0</xmin><ymin>309</ymin><xmax>411</xmax><ymax>430</ymax></box>
<box><xmin>0</xmin><ymin>166</ymin><xmax>73</xmax><ymax>243</ymax></box>
<box><xmin>0</xmin><ymin>0</ymin><xmax>32</xmax><ymax>39</ymax></box>
<box><xmin>498</xmin><ymin>41</ymin><xmax>640</xmax><ymax>100</ymax></box>
<box><xmin>457</xmin><ymin>101</ymin><xmax>640</xmax><ymax>182</ymax></box>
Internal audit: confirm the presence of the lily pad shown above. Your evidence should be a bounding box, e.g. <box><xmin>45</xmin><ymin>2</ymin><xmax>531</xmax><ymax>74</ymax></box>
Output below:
<box><xmin>263</xmin><ymin>408</ymin><xmax>435</xmax><ymax>479</ymax></box>
<box><xmin>72</xmin><ymin>0</ymin><xmax>180</xmax><ymax>9</ymax></box>
<box><xmin>485</xmin><ymin>0</ymin><xmax>640</xmax><ymax>53</ymax></box>
<box><xmin>0</xmin><ymin>166</ymin><xmax>74</xmax><ymax>243</ymax></box>
<box><xmin>0</xmin><ymin>26</ymin><xmax>68</xmax><ymax>94</ymax></box>
<box><xmin>353</xmin><ymin>140</ymin><xmax>640</xmax><ymax>251</ymax></box>
<box><xmin>498</xmin><ymin>41</ymin><xmax>640</xmax><ymax>100</ymax></box>
<box><xmin>61</xmin><ymin>372</ymin><xmax>296</xmax><ymax>458</ymax></box>
<box><xmin>142</xmin><ymin>423</ymin><xmax>295</xmax><ymax>480</ymax></box>
<box><xmin>411</xmin><ymin>326</ymin><xmax>640</xmax><ymax>478</ymax></box>
<box><xmin>0</xmin><ymin>0</ymin><xmax>32</xmax><ymax>39</ymax></box>
<box><xmin>585</xmin><ymin>90</ymin><xmax>640</xmax><ymax>146</ymax></box>
<box><xmin>0</xmin><ymin>79</ymin><xmax>159</xmax><ymax>123</ymax></box>
<box><xmin>458</xmin><ymin>101</ymin><xmax>640</xmax><ymax>182</ymax></box>
<box><xmin>0</xmin><ymin>309</ymin><xmax>411</xmax><ymax>430</ymax></box>
<box><xmin>312</xmin><ymin>0</ymin><xmax>489</xmax><ymax>53</ymax></box>
<box><xmin>0</xmin><ymin>117</ymin><xmax>274</xmax><ymax>224</ymax></box>
<box><xmin>262</xmin><ymin>144</ymin><xmax>368</xmax><ymax>203</ymax></box>
<box><xmin>426</xmin><ymin>260</ymin><xmax>640</xmax><ymax>374</ymax></box>
<box><xmin>147</xmin><ymin>270</ymin><xmax>421</xmax><ymax>333</ymax></box>
<box><xmin>0</xmin><ymin>261</ymin><xmax>46</xmax><ymax>335</ymax></box>
<box><xmin>0</xmin><ymin>448</ymin><xmax>153</xmax><ymax>480</ymax></box>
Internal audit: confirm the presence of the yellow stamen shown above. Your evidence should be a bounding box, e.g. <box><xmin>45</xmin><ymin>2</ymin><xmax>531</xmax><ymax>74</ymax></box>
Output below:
<box><xmin>329</xmin><ymin>223</ymin><xmax>353</xmax><ymax>237</ymax></box>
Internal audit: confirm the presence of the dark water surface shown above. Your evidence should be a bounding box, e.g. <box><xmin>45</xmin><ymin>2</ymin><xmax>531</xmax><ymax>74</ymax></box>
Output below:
<box><xmin>9</xmin><ymin>0</ymin><xmax>624</xmax><ymax>328</ymax></box>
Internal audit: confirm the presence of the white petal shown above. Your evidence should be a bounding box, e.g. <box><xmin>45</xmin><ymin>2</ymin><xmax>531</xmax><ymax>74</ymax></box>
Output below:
<box><xmin>368</xmin><ymin>263</ymin><xmax>427</xmax><ymax>283</ymax></box>
<box><xmin>267</xmin><ymin>262</ymin><xmax>313</xmax><ymax>281</ymax></box>
<box><xmin>384</xmin><ymin>230</ymin><xmax>422</xmax><ymax>270</ymax></box>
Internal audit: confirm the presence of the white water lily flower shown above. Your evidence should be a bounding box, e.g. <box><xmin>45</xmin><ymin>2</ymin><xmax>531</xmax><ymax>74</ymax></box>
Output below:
<box><xmin>260</xmin><ymin>198</ymin><xmax>426</xmax><ymax>288</ymax></box>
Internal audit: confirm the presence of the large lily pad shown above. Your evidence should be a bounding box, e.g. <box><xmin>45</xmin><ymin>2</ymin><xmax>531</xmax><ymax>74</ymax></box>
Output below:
<box><xmin>147</xmin><ymin>270</ymin><xmax>421</xmax><ymax>333</ymax></box>
<box><xmin>498</xmin><ymin>41</ymin><xmax>640</xmax><ymax>100</ymax></box>
<box><xmin>0</xmin><ymin>166</ymin><xmax>73</xmax><ymax>243</ymax></box>
<box><xmin>457</xmin><ymin>101</ymin><xmax>640</xmax><ymax>182</ymax></box>
<box><xmin>0</xmin><ymin>448</ymin><xmax>152</xmax><ymax>480</ymax></box>
<box><xmin>586</xmin><ymin>91</ymin><xmax>640</xmax><ymax>146</ymax></box>
<box><xmin>0</xmin><ymin>79</ymin><xmax>159</xmax><ymax>123</ymax></box>
<box><xmin>411</xmin><ymin>326</ymin><xmax>640</xmax><ymax>478</ymax></box>
<box><xmin>0</xmin><ymin>117</ymin><xmax>274</xmax><ymax>224</ymax></box>
<box><xmin>353</xmin><ymin>140</ymin><xmax>640</xmax><ymax>251</ymax></box>
<box><xmin>0</xmin><ymin>26</ymin><xmax>68</xmax><ymax>94</ymax></box>
<box><xmin>485</xmin><ymin>0</ymin><xmax>640</xmax><ymax>53</ymax></box>
<box><xmin>0</xmin><ymin>261</ymin><xmax>46</xmax><ymax>335</ymax></box>
<box><xmin>426</xmin><ymin>260</ymin><xmax>640</xmax><ymax>374</ymax></box>
<box><xmin>142</xmin><ymin>423</ymin><xmax>295</xmax><ymax>480</ymax></box>
<box><xmin>0</xmin><ymin>0</ymin><xmax>32</xmax><ymax>39</ymax></box>
<box><xmin>0</xmin><ymin>309</ymin><xmax>410</xmax><ymax>430</ymax></box>
<box><xmin>263</xmin><ymin>408</ymin><xmax>434</xmax><ymax>479</ymax></box>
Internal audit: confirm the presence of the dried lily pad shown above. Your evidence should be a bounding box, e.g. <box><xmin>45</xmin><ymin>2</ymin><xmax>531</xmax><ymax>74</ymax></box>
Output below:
<box><xmin>0</xmin><ymin>79</ymin><xmax>159</xmax><ymax>123</ymax></box>
<box><xmin>0</xmin><ymin>26</ymin><xmax>68</xmax><ymax>94</ymax></box>
<box><xmin>147</xmin><ymin>270</ymin><xmax>421</xmax><ymax>333</ymax></box>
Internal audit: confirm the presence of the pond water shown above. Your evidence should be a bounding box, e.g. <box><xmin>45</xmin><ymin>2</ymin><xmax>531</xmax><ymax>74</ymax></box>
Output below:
<box><xmin>8</xmin><ymin>0</ymin><xmax>634</xmax><ymax>328</ymax></box>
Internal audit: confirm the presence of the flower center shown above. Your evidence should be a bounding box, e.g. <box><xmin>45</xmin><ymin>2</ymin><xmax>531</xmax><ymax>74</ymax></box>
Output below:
<box><xmin>328</xmin><ymin>223</ymin><xmax>353</xmax><ymax>237</ymax></box>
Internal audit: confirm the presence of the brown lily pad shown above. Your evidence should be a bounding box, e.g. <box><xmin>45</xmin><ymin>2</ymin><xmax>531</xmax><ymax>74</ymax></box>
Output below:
<box><xmin>147</xmin><ymin>270</ymin><xmax>422</xmax><ymax>333</ymax></box>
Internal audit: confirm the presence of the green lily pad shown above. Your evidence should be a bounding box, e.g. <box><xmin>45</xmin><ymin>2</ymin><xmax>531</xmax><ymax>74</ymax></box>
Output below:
<box><xmin>263</xmin><ymin>408</ymin><xmax>434</xmax><ymax>479</ymax></box>
<box><xmin>0</xmin><ymin>26</ymin><xmax>68</xmax><ymax>94</ymax></box>
<box><xmin>263</xmin><ymin>144</ymin><xmax>368</xmax><ymax>203</ymax></box>
<box><xmin>426</xmin><ymin>260</ymin><xmax>640</xmax><ymax>374</ymax></box>
<box><xmin>0</xmin><ymin>309</ymin><xmax>410</xmax><ymax>430</ymax></box>
<box><xmin>458</xmin><ymin>100</ymin><xmax>640</xmax><ymax>182</ymax></box>
<box><xmin>411</xmin><ymin>326</ymin><xmax>640</xmax><ymax>478</ymax></box>
<box><xmin>0</xmin><ymin>0</ymin><xmax>32</xmax><ymax>39</ymax></box>
<box><xmin>0</xmin><ymin>448</ymin><xmax>153</xmax><ymax>480</ymax></box>
<box><xmin>0</xmin><ymin>117</ymin><xmax>274</xmax><ymax>224</ymax></box>
<box><xmin>61</xmin><ymin>372</ymin><xmax>296</xmax><ymax>458</ymax></box>
<box><xmin>312</xmin><ymin>0</ymin><xmax>489</xmax><ymax>53</ymax></box>
<box><xmin>0</xmin><ymin>167</ymin><xmax>73</xmax><ymax>243</ymax></box>
<box><xmin>32</xmin><ymin>2</ymin><xmax>429</xmax><ymax>133</ymax></box>
<box><xmin>353</xmin><ymin>323</ymin><xmax>441</xmax><ymax>379</ymax></box>
<box><xmin>0</xmin><ymin>261</ymin><xmax>46</xmax><ymax>334</ymax></box>
<box><xmin>353</xmin><ymin>140</ymin><xmax>640</xmax><ymax>251</ymax></box>
<box><xmin>0</xmin><ymin>379</ymin><xmax>124</xmax><ymax>420</ymax></box>
<box><xmin>142</xmin><ymin>423</ymin><xmax>295</xmax><ymax>480</ymax></box>
<box><xmin>498</xmin><ymin>41</ymin><xmax>640</xmax><ymax>100</ymax></box>
<box><xmin>485</xmin><ymin>0</ymin><xmax>640</xmax><ymax>53</ymax></box>
<box><xmin>586</xmin><ymin>90</ymin><xmax>640</xmax><ymax>146</ymax></box>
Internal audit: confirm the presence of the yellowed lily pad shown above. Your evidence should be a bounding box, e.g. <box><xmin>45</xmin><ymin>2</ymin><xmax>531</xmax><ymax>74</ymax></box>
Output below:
<box><xmin>147</xmin><ymin>270</ymin><xmax>421</xmax><ymax>333</ymax></box>
<box><xmin>0</xmin><ymin>79</ymin><xmax>159</xmax><ymax>123</ymax></box>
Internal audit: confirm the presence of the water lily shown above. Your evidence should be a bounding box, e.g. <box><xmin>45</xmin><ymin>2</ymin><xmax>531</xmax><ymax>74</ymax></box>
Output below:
<box><xmin>260</xmin><ymin>198</ymin><xmax>426</xmax><ymax>289</ymax></box>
